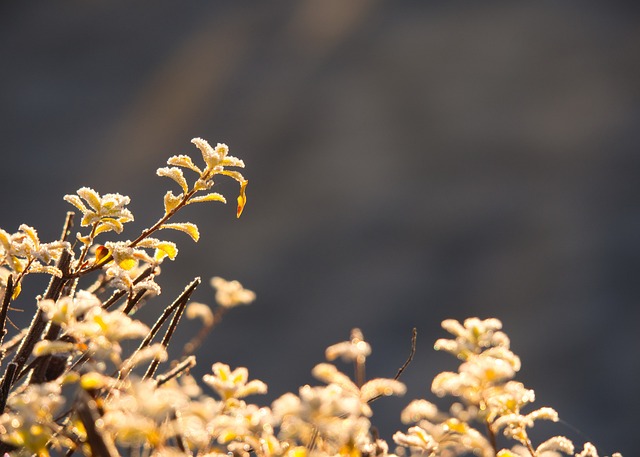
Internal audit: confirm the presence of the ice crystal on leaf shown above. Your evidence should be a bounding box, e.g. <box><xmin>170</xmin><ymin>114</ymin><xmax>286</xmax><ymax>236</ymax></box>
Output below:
<box><xmin>64</xmin><ymin>187</ymin><xmax>133</xmax><ymax>231</ymax></box>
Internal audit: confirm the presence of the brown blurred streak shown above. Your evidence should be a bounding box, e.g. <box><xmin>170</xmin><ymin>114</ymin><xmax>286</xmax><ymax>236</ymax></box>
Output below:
<box><xmin>244</xmin><ymin>0</ymin><xmax>381</xmax><ymax>147</ymax></box>
<box><xmin>96</xmin><ymin>8</ymin><xmax>257</xmax><ymax>172</ymax></box>
<box><xmin>286</xmin><ymin>0</ymin><xmax>379</xmax><ymax>58</ymax></box>
<box><xmin>96</xmin><ymin>0</ymin><xmax>379</xmax><ymax>173</ymax></box>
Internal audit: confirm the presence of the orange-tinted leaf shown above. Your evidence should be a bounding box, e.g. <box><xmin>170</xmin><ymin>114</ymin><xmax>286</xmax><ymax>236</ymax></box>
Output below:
<box><xmin>95</xmin><ymin>245</ymin><xmax>110</xmax><ymax>264</ymax></box>
<box><xmin>237</xmin><ymin>180</ymin><xmax>248</xmax><ymax>218</ymax></box>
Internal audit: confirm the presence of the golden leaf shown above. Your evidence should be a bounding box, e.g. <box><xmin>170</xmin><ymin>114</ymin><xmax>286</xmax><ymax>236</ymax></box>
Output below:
<box><xmin>237</xmin><ymin>180</ymin><xmax>248</xmax><ymax>218</ymax></box>
<box><xmin>159</xmin><ymin>222</ymin><xmax>200</xmax><ymax>242</ymax></box>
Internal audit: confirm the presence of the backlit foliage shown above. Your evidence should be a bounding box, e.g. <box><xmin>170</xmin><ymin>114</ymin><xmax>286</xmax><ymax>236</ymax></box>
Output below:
<box><xmin>0</xmin><ymin>139</ymin><xmax>620</xmax><ymax>457</ymax></box>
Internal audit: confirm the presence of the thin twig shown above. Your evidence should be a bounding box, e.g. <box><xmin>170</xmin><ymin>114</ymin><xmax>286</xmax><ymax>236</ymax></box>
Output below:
<box><xmin>368</xmin><ymin>328</ymin><xmax>417</xmax><ymax>404</ymax></box>
<box><xmin>486</xmin><ymin>420</ymin><xmax>498</xmax><ymax>455</ymax></box>
<box><xmin>0</xmin><ymin>274</ymin><xmax>14</xmax><ymax>362</ymax></box>
<box><xmin>60</xmin><ymin>211</ymin><xmax>75</xmax><ymax>242</ymax></box>
<box><xmin>118</xmin><ymin>278</ymin><xmax>200</xmax><ymax>381</ymax></box>
<box><xmin>75</xmin><ymin>389</ymin><xmax>119</xmax><ymax>457</ymax></box>
<box><xmin>393</xmin><ymin>327</ymin><xmax>417</xmax><ymax>381</ymax></box>
<box><xmin>122</xmin><ymin>288</ymin><xmax>148</xmax><ymax>315</ymax></box>
<box><xmin>181</xmin><ymin>307</ymin><xmax>226</xmax><ymax>357</ymax></box>
<box><xmin>143</xmin><ymin>280</ymin><xmax>197</xmax><ymax>380</ymax></box>
<box><xmin>101</xmin><ymin>266</ymin><xmax>155</xmax><ymax>311</ymax></box>
<box><xmin>0</xmin><ymin>362</ymin><xmax>17</xmax><ymax>412</ymax></box>
<box><xmin>155</xmin><ymin>356</ymin><xmax>196</xmax><ymax>387</ymax></box>
<box><xmin>9</xmin><ymin>249</ymin><xmax>72</xmax><ymax>388</ymax></box>
<box><xmin>65</xmin><ymin>188</ymin><xmax>199</xmax><ymax>280</ymax></box>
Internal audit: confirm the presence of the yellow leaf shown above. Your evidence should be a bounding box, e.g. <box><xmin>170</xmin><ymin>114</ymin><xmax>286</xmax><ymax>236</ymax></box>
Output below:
<box><xmin>11</xmin><ymin>281</ymin><xmax>22</xmax><ymax>299</ymax></box>
<box><xmin>154</xmin><ymin>242</ymin><xmax>178</xmax><ymax>261</ymax></box>
<box><xmin>163</xmin><ymin>191</ymin><xmax>182</xmax><ymax>215</ymax></box>
<box><xmin>219</xmin><ymin>169</ymin><xmax>246</xmax><ymax>184</ymax></box>
<box><xmin>0</xmin><ymin>228</ymin><xmax>10</xmax><ymax>250</ymax></box>
<box><xmin>33</xmin><ymin>340</ymin><xmax>75</xmax><ymax>357</ymax></box>
<box><xmin>19</xmin><ymin>224</ymin><xmax>40</xmax><ymax>246</ymax></box>
<box><xmin>160</xmin><ymin>222</ymin><xmax>200</xmax><ymax>242</ymax></box>
<box><xmin>237</xmin><ymin>180</ymin><xmax>248</xmax><ymax>218</ymax></box>
<box><xmin>118</xmin><ymin>257</ymin><xmax>137</xmax><ymax>270</ymax></box>
<box><xmin>188</xmin><ymin>192</ymin><xmax>226</xmax><ymax>205</ymax></box>
<box><xmin>77</xmin><ymin>187</ymin><xmax>102</xmax><ymax>212</ymax></box>
<box><xmin>80</xmin><ymin>372</ymin><xmax>108</xmax><ymax>390</ymax></box>
<box><xmin>95</xmin><ymin>218</ymin><xmax>124</xmax><ymax>235</ymax></box>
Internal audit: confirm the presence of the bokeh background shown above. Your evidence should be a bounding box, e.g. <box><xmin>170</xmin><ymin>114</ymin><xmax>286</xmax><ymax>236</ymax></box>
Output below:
<box><xmin>1</xmin><ymin>1</ymin><xmax>638</xmax><ymax>454</ymax></box>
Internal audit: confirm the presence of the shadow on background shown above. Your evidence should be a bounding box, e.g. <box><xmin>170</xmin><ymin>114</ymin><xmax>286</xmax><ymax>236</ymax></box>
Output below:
<box><xmin>1</xmin><ymin>1</ymin><xmax>638</xmax><ymax>454</ymax></box>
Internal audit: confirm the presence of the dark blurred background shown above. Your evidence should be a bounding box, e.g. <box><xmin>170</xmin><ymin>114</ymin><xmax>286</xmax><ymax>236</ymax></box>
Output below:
<box><xmin>1</xmin><ymin>1</ymin><xmax>638</xmax><ymax>454</ymax></box>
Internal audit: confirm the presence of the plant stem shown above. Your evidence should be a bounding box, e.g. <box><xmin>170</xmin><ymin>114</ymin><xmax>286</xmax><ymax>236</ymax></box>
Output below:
<box><xmin>117</xmin><ymin>277</ymin><xmax>200</xmax><ymax>382</ymax></box>
<box><xmin>0</xmin><ymin>274</ymin><xmax>14</xmax><ymax>363</ymax></box>
<box><xmin>8</xmin><ymin>249</ymin><xmax>72</xmax><ymax>387</ymax></box>
<box><xmin>143</xmin><ymin>279</ymin><xmax>198</xmax><ymax>380</ymax></box>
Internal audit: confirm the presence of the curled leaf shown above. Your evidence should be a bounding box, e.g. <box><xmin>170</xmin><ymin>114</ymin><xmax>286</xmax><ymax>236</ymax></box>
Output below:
<box><xmin>167</xmin><ymin>155</ymin><xmax>202</xmax><ymax>174</ymax></box>
<box><xmin>76</xmin><ymin>187</ymin><xmax>102</xmax><ymax>212</ymax></box>
<box><xmin>237</xmin><ymin>180</ymin><xmax>248</xmax><ymax>218</ymax></box>
<box><xmin>154</xmin><ymin>241</ymin><xmax>178</xmax><ymax>261</ymax></box>
<box><xmin>219</xmin><ymin>170</ymin><xmax>246</xmax><ymax>184</ymax></box>
<box><xmin>94</xmin><ymin>218</ymin><xmax>124</xmax><ymax>235</ymax></box>
<box><xmin>157</xmin><ymin>167</ymin><xmax>189</xmax><ymax>193</ymax></box>
<box><xmin>19</xmin><ymin>224</ymin><xmax>40</xmax><ymax>246</ymax></box>
<box><xmin>63</xmin><ymin>194</ymin><xmax>89</xmax><ymax>214</ymax></box>
<box><xmin>95</xmin><ymin>245</ymin><xmax>110</xmax><ymax>264</ymax></box>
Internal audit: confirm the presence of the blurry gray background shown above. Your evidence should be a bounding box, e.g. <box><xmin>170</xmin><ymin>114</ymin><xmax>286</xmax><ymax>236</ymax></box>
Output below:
<box><xmin>1</xmin><ymin>1</ymin><xmax>638</xmax><ymax>455</ymax></box>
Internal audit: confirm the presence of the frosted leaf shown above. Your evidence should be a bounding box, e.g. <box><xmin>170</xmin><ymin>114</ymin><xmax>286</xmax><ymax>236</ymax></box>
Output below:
<box><xmin>536</xmin><ymin>436</ymin><xmax>574</xmax><ymax>455</ymax></box>
<box><xmin>188</xmin><ymin>193</ymin><xmax>226</xmax><ymax>205</ymax></box>
<box><xmin>160</xmin><ymin>222</ymin><xmax>200</xmax><ymax>242</ymax></box>
<box><xmin>167</xmin><ymin>154</ymin><xmax>202</xmax><ymax>174</ymax></box>
<box><xmin>157</xmin><ymin>166</ymin><xmax>189</xmax><ymax>193</ymax></box>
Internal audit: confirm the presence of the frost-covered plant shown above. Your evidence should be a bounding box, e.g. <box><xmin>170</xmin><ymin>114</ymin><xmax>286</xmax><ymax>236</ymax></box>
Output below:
<box><xmin>0</xmin><ymin>139</ymin><xmax>621</xmax><ymax>457</ymax></box>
